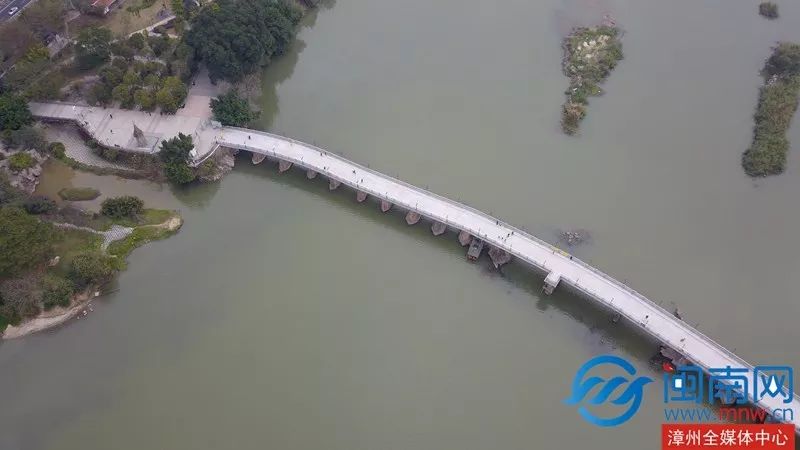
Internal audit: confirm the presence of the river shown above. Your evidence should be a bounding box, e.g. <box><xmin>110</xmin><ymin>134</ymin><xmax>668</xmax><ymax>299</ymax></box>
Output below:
<box><xmin>3</xmin><ymin>0</ymin><xmax>800</xmax><ymax>448</ymax></box>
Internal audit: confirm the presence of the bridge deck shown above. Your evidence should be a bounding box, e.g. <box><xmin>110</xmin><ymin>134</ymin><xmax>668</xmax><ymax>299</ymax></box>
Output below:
<box><xmin>219</xmin><ymin>127</ymin><xmax>800</xmax><ymax>429</ymax></box>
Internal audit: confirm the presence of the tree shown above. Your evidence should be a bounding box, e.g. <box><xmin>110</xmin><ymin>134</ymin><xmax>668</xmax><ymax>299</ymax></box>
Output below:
<box><xmin>211</xmin><ymin>89</ymin><xmax>260</xmax><ymax>126</ymax></box>
<box><xmin>41</xmin><ymin>275</ymin><xmax>74</xmax><ymax>310</ymax></box>
<box><xmin>101</xmin><ymin>196</ymin><xmax>144</xmax><ymax>219</ymax></box>
<box><xmin>186</xmin><ymin>0</ymin><xmax>302</xmax><ymax>82</ymax></box>
<box><xmin>134</xmin><ymin>88</ymin><xmax>156</xmax><ymax>110</ymax></box>
<box><xmin>127</xmin><ymin>32</ymin><xmax>147</xmax><ymax>50</ymax></box>
<box><xmin>68</xmin><ymin>251</ymin><xmax>116</xmax><ymax>288</ymax></box>
<box><xmin>76</xmin><ymin>27</ymin><xmax>113</xmax><ymax>70</ymax></box>
<box><xmin>0</xmin><ymin>94</ymin><xmax>33</xmax><ymax>131</ymax></box>
<box><xmin>0</xmin><ymin>276</ymin><xmax>41</xmax><ymax>322</ymax></box>
<box><xmin>100</xmin><ymin>65</ymin><xmax>124</xmax><ymax>86</ymax></box>
<box><xmin>766</xmin><ymin>43</ymin><xmax>800</xmax><ymax>78</ymax></box>
<box><xmin>22</xmin><ymin>196</ymin><xmax>56</xmax><ymax>215</ymax></box>
<box><xmin>0</xmin><ymin>207</ymin><xmax>54</xmax><ymax>278</ymax></box>
<box><xmin>5</xmin><ymin>44</ymin><xmax>50</xmax><ymax>90</ymax></box>
<box><xmin>112</xmin><ymin>84</ymin><xmax>134</xmax><ymax>108</ymax></box>
<box><xmin>155</xmin><ymin>76</ymin><xmax>187</xmax><ymax>114</ymax></box>
<box><xmin>9</xmin><ymin>126</ymin><xmax>47</xmax><ymax>152</ymax></box>
<box><xmin>88</xmin><ymin>83</ymin><xmax>113</xmax><ymax>106</ymax></box>
<box><xmin>159</xmin><ymin>133</ymin><xmax>196</xmax><ymax>184</ymax></box>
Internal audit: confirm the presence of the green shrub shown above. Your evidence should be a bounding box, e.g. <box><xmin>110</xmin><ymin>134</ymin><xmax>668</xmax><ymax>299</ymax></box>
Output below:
<box><xmin>8</xmin><ymin>152</ymin><xmax>36</xmax><ymax>171</ymax></box>
<box><xmin>765</xmin><ymin>43</ymin><xmax>800</xmax><ymax>78</ymax></box>
<box><xmin>47</xmin><ymin>142</ymin><xmax>66</xmax><ymax>159</ymax></box>
<box><xmin>41</xmin><ymin>275</ymin><xmax>74</xmax><ymax>310</ymax></box>
<box><xmin>9</xmin><ymin>126</ymin><xmax>47</xmax><ymax>152</ymax></box>
<box><xmin>68</xmin><ymin>251</ymin><xmax>116</xmax><ymax>288</ymax></box>
<box><xmin>759</xmin><ymin>2</ymin><xmax>779</xmax><ymax>19</ymax></box>
<box><xmin>22</xmin><ymin>196</ymin><xmax>56</xmax><ymax>215</ymax></box>
<box><xmin>58</xmin><ymin>187</ymin><xmax>101</xmax><ymax>201</ymax></box>
<box><xmin>101</xmin><ymin>196</ymin><xmax>144</xmax><ymax>219</ymax></box>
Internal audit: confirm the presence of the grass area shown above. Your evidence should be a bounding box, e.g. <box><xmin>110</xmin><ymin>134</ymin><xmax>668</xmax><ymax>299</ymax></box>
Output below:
<box><xmin>48</xmin><ymin>227</ymin><xmax>103</xmax><ymax>276</ymax></box>
<box><xmin>69</xmin><ymin>1</ymin><xmax>173</xmax><ymax>38</ymax></box>
<box><xmin>107</xmin><ymin>219</ymin><xmax>179</xmax><ymax>259</ymax></box>
<box><xmin>103</xmin><ymin>208</ymin><xmax>175</xmax><ymax>228</ymax></box>
<box><xmin>58</xmin><ymin>187</ymin><xmax>101</xmax><ymax>201</ymax></box>
<box><xmin>561</xmin><ymin>26</ymin><xmax>623</xmax><ymax>135</ymax></box>
<box><xmin>742</xmin><ymin>43</ymin><xmax>800</xmax><ymax>177</ymax></box>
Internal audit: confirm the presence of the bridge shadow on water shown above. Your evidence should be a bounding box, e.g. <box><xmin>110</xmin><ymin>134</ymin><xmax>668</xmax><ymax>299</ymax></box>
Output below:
<box><xmin>233</xmin><ymin>154</ymin><xmax>664</xmax><ymax>369</ymax></box>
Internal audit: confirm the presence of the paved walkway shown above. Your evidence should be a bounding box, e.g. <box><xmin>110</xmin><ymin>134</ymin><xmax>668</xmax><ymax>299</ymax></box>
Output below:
<box><xmin>218</xmin><ymin>127</ymin><xmax>800</xmax><ymax>432</ymax></box>
<box><xmin>54</xmin><ymin>222</ymin><xmax>133</xmax><ymax>250</ymax></box>
<box><xmin>40</xmin><ymin>123</ymin><xmax>135</xmax><ymax>171</ymax></box>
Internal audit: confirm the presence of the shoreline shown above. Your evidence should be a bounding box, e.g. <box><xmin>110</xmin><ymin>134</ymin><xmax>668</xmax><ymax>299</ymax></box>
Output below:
<box><xmin>0</xmin><ymin>214</ymin><xmax>183</xmax><ymax>340</ymax></box>
<box><xmin>1</xmin><ymin>290</ymin><xmax>94</xmax><ymax>339</ymax></box>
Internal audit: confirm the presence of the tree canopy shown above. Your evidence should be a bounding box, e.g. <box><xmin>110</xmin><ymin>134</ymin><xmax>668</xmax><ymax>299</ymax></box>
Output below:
<box><xmin>76</xmin><ymin>27</ymin><xmax>113</xmax><ymax>70</ymax></box>
<box><xmin>0</xmin><ymin>207</ymin><xmax>54</xmax><ymax>278</ymax></box>
<box><xmin>186</xmin><ymin>0</ymin><xmax>302</xmax><ymax>82</ymax></box>
<box><xmin>160</xmin><ymin>133</ymin><xmax>196</xmax><ymax>184</ymax></box>
<box><xmin>0</xmin><ymin>94</ymin><xmax>33</xmax><ymax>131</ymax></box>
<box><xmin>210</xmin><ymin>89</ymin><xmax>260</xmax><ymax>126</ymax></box>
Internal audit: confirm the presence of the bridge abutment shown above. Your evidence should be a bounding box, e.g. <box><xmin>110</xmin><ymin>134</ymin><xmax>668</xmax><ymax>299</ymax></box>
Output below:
<box><xmin>543</xmin><ymin>271</ymin><xmax>561</xmax><ymax>295</ymax></box>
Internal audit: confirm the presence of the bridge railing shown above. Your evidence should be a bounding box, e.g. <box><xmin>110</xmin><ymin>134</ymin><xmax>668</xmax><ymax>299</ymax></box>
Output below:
<box><xmin>220</xmin><ymin>128</ymin><xmax>800</xmax><ymax>408</ymax></box>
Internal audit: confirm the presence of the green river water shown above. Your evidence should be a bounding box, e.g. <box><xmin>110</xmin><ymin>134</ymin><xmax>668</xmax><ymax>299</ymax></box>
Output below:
<box><xmin>4</xmin><ymin>0</ymin><xmax>800</xmax><ymax>448</ymax></box>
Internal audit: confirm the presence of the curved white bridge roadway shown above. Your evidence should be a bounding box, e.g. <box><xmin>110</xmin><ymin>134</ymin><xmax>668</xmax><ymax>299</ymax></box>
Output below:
<box><xmin>220</xmin><ymin>127</ymin><xmax>800</xmax><ymax>430</ymax></box>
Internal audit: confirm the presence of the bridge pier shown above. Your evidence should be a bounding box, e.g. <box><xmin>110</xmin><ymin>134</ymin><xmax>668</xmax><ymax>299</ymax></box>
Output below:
<box><xmin>278</xmin><ymin>160</ymin><xmax>292</xmax><ymax>173</ymax></box>
<box><xmin>329</xmin><ymin>179</ymin><xmax>341</xmax><ymax>190</ymax></box>
<box><xmin>356</xmin><ymin>191</ymin><xmax>368</xmax><ymax>203</ymax></box>
<box><xmin>380</xmin><ymin>200</ymin><xmax>392</xmax><ymax>212</ymax></box>
<box><xmin>307</xmin><ymin>169</ymin><xmax>317</xmax><ymax>179</ymax></box>
<box><xmin>431</xmin><ymin>221</ymin><xmax>446</xmax><ymax>236</ymax></box>
<box><xmin>488</xmin><ymin>247</ymin><xmax>512</xmax><ymax>268</ymax></box>
<box><xmin>458</xmin><ymin>230</ymin><xmax>472</xmax><ymax>246</ymax></box>
<box><xmin>252</xmin><ymin>153</ymin><xmax>266</xmax><ymax>165</ymax></box>
<box><xmin>543</xmin><ymin>271</ymin><xmax>561</xmax><ymax>295</ymax></box>
<box><xmin>405</xmin><ymin>211</ymin><xmax>420</xmax><ymax>225</ymax></box>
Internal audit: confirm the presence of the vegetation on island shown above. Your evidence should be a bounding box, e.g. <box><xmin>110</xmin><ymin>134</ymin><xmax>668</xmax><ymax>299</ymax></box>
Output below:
<box><xmin>58</xmin><ymin>187</ymin><xmax>102</xmax><ymax>201</ymax></box>
<box><xmin>742</xmin><ymin>43</ymin><xmax>800</xmax><ymax>177</ymax></box>
<box><xmin>186</xmin><ymin>0</ymin><xmax>302</xmax><ymax>82</ymax></box>
<box><xmin>560</xmin><ymin>26</ymin><xmax>623</xmax><ymax>135</ymax></box>
<box><xmin>0</xmin><ymin>175</ymin><xmax>181</xmax><ymax>333</ymax></box>
<box><xmin>211</xmin><ymin>90</ymin><xmax>261</xmax><ymax>126</ymax></box>
<box><xmin>759</xmin><ymin>2</ymin><xmax>779</xmax><ymax>19</ymax></box>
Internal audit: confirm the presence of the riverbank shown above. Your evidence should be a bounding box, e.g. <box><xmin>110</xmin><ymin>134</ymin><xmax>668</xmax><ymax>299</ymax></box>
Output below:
<box><xmin>560</xmin><ymin>25</ymin><xmax>623</xmax><ymax>135</ymax></box>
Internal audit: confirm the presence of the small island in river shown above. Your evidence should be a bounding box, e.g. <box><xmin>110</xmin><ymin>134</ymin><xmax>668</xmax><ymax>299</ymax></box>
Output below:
<box><xmin>560</xmin><ymin>25</ymin><xmax>624</xmax><ymax>135</ymax></box>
